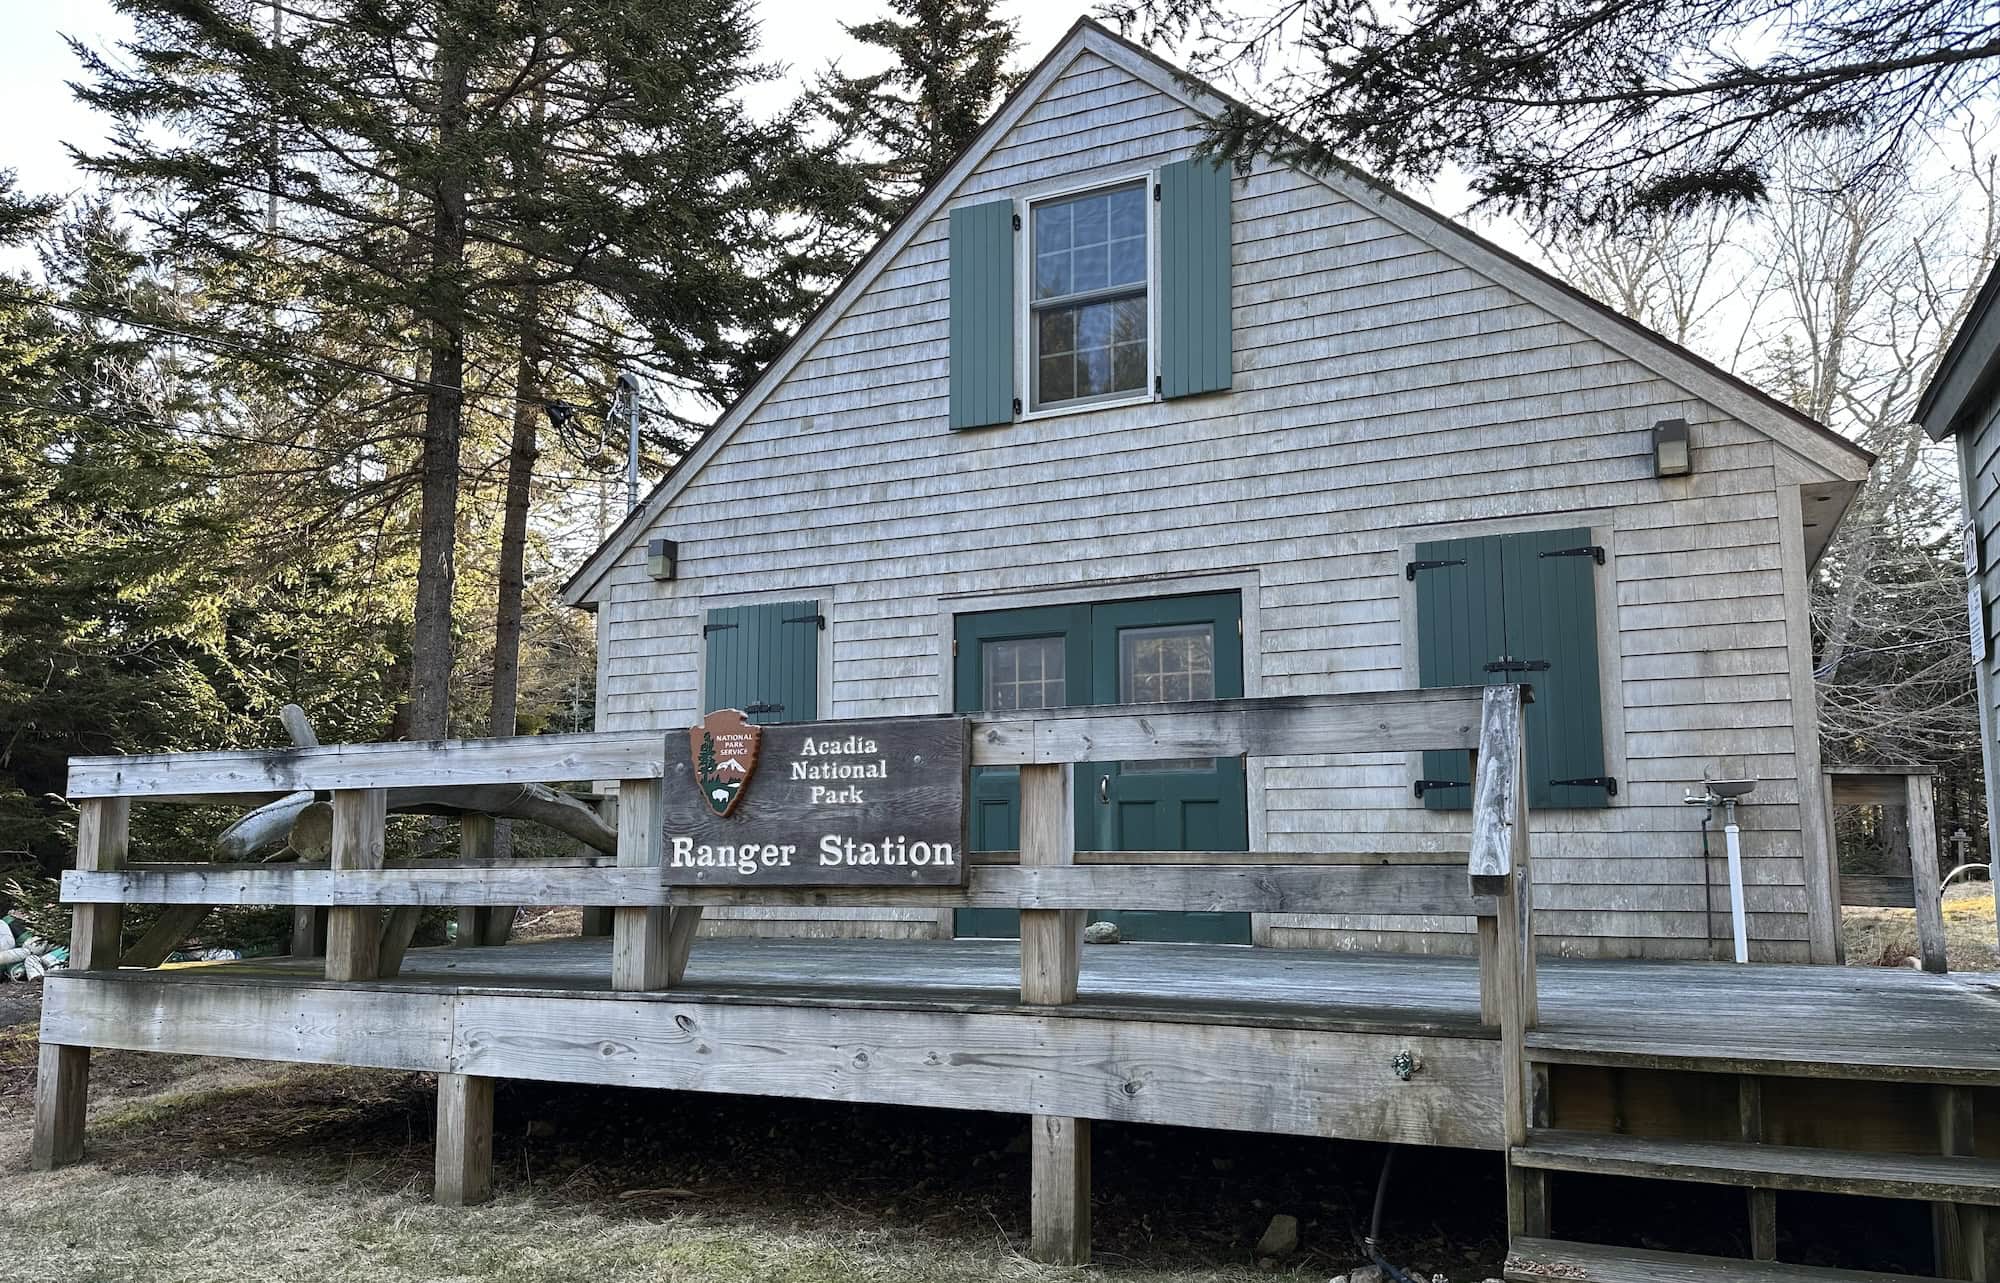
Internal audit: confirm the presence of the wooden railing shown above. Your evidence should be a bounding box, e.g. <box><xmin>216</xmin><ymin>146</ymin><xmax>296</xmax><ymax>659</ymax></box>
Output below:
<box><xmin>52</xmin><ymin>683</ymin><xmax>1539</xmax><ymax>1258</ymax></box>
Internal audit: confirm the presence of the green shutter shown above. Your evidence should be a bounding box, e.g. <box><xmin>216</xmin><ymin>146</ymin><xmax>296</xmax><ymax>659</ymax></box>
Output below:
<box><xmin>1412</xmin><ymin>529</ymin><xmax>1609</xmax><ymax>810</ymax></box>
<box><xmin>948</xmin><ymin>199</ymin><xmax>1016</xmax><ymax>429</ymax></box>
<box><xmin>1158</xmin><ymin>156</ymin><xmax>1232</xmax><ymax>399</ymax></box>
<box><xmin>1414</xmin><ymin>536</ymin><xmax>1507</xmax><ymax>811</ymax></box>
<box><xmin>702</xmin><ymin>600</ymin><xmax>819</xmax><ymax>725</ymax></box>
<box><xmin>1503</xmin><ymin>529</ymin><xmax>1610</xmax><ymax>809</ymax></box>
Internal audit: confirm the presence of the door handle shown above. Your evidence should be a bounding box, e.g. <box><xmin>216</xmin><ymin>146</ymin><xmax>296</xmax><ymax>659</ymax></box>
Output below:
<box><xmin>1098</xmin><ymin>774</ymin><xmax>1110</xmax><ymax>804</ymax></box>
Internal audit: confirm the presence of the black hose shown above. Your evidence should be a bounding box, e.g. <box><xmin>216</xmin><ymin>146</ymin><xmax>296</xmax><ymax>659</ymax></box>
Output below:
<box><xmin>1364</xmin><ymin>1148</ymin><xmax>1424</xmax><ymax>1283</ymax></box>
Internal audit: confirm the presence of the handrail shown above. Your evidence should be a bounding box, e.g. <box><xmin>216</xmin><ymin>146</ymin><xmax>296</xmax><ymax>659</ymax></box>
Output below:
<box><xmin>64</xmin><ymin>688</ymin><xmax>1491</xmax><ymax>800</ymax></box>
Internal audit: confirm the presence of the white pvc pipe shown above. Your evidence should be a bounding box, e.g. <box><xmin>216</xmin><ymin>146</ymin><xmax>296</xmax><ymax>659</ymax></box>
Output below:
<box><xmin>1724</xmin><ymin>812</ymin><xmax>1749</xmax><ymax>963</ymax></box>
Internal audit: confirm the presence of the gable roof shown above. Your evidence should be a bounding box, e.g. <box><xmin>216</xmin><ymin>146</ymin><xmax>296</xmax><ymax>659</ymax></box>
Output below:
<box><xmin>1917</xmin><ymin>258</ymin><xmax>2000</xmax><ymax>441</ymax></box>
<box><xmin>563</xmin><ymin>19</ymin><xmax>1872</xmax><ymax>607</ymax></box>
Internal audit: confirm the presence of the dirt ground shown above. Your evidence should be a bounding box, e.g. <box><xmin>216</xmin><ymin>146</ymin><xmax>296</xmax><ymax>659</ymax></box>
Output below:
<box><xmin>1841</xmin><ymin>884</ymin><xmax>1999</xmax><ymax>971</ymax></box>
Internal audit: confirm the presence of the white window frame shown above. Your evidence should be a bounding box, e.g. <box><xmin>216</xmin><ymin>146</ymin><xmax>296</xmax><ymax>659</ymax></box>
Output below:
<box><xmin>1013</xmin><ymin>170</ymin><xmax>1161</xmax><ymax>422</ymax></box>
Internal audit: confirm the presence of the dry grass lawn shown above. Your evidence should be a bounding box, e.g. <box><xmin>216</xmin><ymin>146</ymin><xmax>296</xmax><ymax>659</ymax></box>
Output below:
<box><xmin>1841</xmin><ymin>884</ymin><xmax>2000</xmax><ymax>971</ymax></box>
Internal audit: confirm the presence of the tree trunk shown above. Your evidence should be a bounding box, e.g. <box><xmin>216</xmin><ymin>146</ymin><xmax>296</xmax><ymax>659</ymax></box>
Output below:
<box><xmin>407</xmin><ymin>27</ymin><xmax>472</xmax><ymax>741</ymax></box>
<box><xmin>488</xmin><ymin>301</ymin><xmax>544</xmax><ymax>862</ymax></box>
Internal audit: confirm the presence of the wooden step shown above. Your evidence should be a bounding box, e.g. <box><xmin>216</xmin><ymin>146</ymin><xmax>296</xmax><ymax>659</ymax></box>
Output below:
<box><xmin>1505</xmin><ymin>1236</ymin><xmax>1936</xmax><ymax>1282</ymax></box>
<box><xmin>1514</xmin><ymin>1129</ymin><xmax>2000</xmax><ymax>1205</ymax></box>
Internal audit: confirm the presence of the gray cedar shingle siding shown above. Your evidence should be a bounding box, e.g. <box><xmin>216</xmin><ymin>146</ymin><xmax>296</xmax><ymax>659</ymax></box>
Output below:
<box><xmin>579</xmin><ymin>37</ymin><xmax>1866</xmax><ymax>959</ymax></box>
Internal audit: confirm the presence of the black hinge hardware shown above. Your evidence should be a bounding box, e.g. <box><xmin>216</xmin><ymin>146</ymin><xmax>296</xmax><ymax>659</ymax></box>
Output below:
<box><xmin>744</xmin><ymin>702</ymin><xmax>783</xmax><ymax>715</ymax></box>
<box><xmin>1551</xmin><ymin>776</ymin><xmax>1619</xmax><ymax>797</ymax></box>
<box><xmin>1483</xmin><ymin>658</ymin><xmax>1551</xmax><ymax>674</ymax></box>
<box><xmin>783</xmin><ymin>613</ymin><xmax>826</xmax><ymax>630</ymax></box>
<box><xmin>1012</xmin><ymin>396</ymin><xmax>1022</xmax><ymax>416</ymax></box>
<box><xmin>1154</xmin><ymin>374</ymin><xmax>1163</xmax><ymax>394</ymax></box>
<box><xmin>1414</xmin><ymin>779</ymin><xmax>1468</xmax><ymax>799</ymax></box>
<box><xmin>701</xmin><ymin>622</ymin><xmax>737</xmax><ymax>636</ymax></box>
<box><xmin>1011</xmin><ymin>212</ymin><xmax>1021</xmax><ymax>231</ymax></box>
<box><xmin>1405</xmin><ymin>558</ymin><xmax>1466</xmax><ymax>581</ymax></box>
<box><xmin>1153</xmin><ymin>182</ymin><xmax>1161</xmax><ymax>201</ymax></box>
<box><xmin>1539</xmin><ymin>545</ymin><xmax>1606</xmax><ymax>565</ymax></box>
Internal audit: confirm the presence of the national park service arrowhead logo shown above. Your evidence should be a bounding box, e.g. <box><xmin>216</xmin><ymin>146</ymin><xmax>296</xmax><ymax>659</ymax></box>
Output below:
<box><xmin>690</xmin><ymin>709</ymin><xmax>760</xmax><ymax>817</ymax></box>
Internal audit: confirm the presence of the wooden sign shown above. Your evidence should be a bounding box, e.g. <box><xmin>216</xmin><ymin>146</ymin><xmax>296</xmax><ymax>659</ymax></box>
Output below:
<box><xmin>662</xmin><ymin>714</ymin><xmax>969</xmax><ymax>886</ymax></box>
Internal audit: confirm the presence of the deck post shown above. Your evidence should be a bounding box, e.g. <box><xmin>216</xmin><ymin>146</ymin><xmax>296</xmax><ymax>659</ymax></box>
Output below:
<box><xmin>580</xmin><ymin>796</ymin><xmax>616</xmax><ymax>938</ymax></box>
<box><xmin>435</xmin><ymin>1072</ymin><xmax>495</xmax><ymax>1207</ymax></box>
<box><xmin>31</xmin><ymin>797</ymin><xmax>125</xmax><ymax>1170</ymax></box>
<box><xmin>1906</xmin><ymin>773</ymin><xmax>1948</xmax><ymax>974</ymax></box>
<box><xmin>1018</xmin><ymin>762</ymin><xmax>1089</xmax><ymax>1264</ymax></box>
<box><xmin>455</xmin><ymin>814</ymin><xmax>516</xmax><ymax>948</ymax></box>
<box><xmin>1739</xmin><ymin>1076</ymin><xmax>1777</xmax><ymax>1260</ymax></box>
<box><xmin>291</xmin><ymin>906</ymin><xmax>328</xmax><ymax>957</ymax></box>
<box><xmin>70</xmin><ymin>797</ymin><xmax>129</xmax><ymax>971</ymax></box>
<box><xmin>612</xmin><ymin>777</ymin><xmax>669</xmax><ymax>990</ymax></box>
<box><xmin>325</xmin><ymin>788</ymin><xmax>387</xmax><ymax>982</ymax></box>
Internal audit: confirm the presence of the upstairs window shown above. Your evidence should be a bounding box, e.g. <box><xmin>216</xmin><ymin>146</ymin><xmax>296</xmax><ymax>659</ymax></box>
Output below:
<box><xmin>1031</xmin><ymin>183</ymin><xmax>1149</xmax><ymax>409</ymax></box>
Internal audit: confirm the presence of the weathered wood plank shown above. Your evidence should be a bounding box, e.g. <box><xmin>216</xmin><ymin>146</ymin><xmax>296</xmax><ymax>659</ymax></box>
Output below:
<box><xmin>324</xmin><ymin>789</ymin><xmax>386</xmax><ymax>983</ymax></box>
<box><xmin>1838</xmin><ymin>874</ymin><xmax>1917</xmax><ymax>908</ymax></box>
<box><xmin>1033</xmin><ymin>1114</ymin><xmax>1091</xmax><ymax>1265</ymax></box>
<box><xmin>613</xmin><ymin>778</ymin><xmax>669</xmax><ymax>991</ymax></box>
<box><xmin>1468</xmin><ymin>686</ymin><xmax>1525</xmax><ymax>892</ymax></box>
<box><xmin>1514</xmin><ymin>1130</ymin><xmax>2000</xmax><ymax>1204</ymax></box>
<box><xmin>62</xmin><ymin>862</ymin><xmax>1492</xmax><ymax>916</ymax></box>
<box><xmin>1505</xmin><ymin>1236</ymin><xmax>1938</xmax><ymax>1282</ymax></box>
<box><xmin>448</xmin><ymin>994</ymin><xmax>1505</xmax><ymax>1148</ymax></box>
<box><xmin>66</xmin><ymin>729</ymin><xmax>666</xmax><ymax>800</ymax></box>
<box><xmin>29</xmin><ymin>1042</ymin><xmax>88</xmax><ymax>1170</ymax></box>
<box><xmin>290</xmin><ymin>906</ymin><xmax>327</xmax><ymax>958</ymax></box>
<box><xmin>1740</xmin><ymin>1076</ymin><xmax>1777</xmax><ymax>1261</ymax></box>
<box><xmin>378</xmin><ymin>907</ymin><xmax>423</xmax><ymax>979</ymax></box>
<box><xmin>70</xmin><ymin>797</ymin><xmax>128</xmax><ymax>971</ymax></box>
<box><xmin>41</xmin><ymin>974</ymin><xmax>455</xmax><ymax>1069</ymax></box>
<box><xmin>1019</xmin><ymin>764</ymin><xmax>1081</xmax><ymax>1007</ymax></box>
<box><xmin>435</xmin><ymin>1073</ymin><xmax>494</xmax><ymax>1207</ymax></box>
<box><xmin>970</xmin><ymin>689</ymin><xmax>1487</xmax><ymax>767</ymax></box>
<box><xmin>1908</xmin><ymin>773</ymin><xmax>1948</xmax><ymax>975</ymax></box>
<box><xmin>120</xmin><ymin>904</ymin><xmax>212</xmax><ymax>969</ymax></box>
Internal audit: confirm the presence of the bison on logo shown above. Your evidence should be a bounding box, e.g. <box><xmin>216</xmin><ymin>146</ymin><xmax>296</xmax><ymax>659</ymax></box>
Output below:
<box><xmin>689</xmin><ymin>709</ymin><xmax>761</xmax><ymax>817</ymax></box>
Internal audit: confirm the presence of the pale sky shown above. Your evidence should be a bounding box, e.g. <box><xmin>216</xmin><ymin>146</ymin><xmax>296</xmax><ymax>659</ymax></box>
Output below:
<box><xmin>0</xmin><ymin>1</ymin><xmax>1091</xmax><ymax>204</ymax></box>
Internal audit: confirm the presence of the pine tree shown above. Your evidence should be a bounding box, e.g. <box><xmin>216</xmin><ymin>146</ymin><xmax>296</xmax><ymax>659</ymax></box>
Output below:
<box><xmin>815</xmin><ymin>0</ymin><xmax>1023</xmax><ymax>233</ymax></box>
<box><xmin>72</xmin><ymin>0</ymin><xmax>853</xmax><ymax>739</ymax></box>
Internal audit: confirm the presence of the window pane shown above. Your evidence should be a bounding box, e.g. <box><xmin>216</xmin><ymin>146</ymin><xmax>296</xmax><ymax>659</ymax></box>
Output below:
<box><xmin>1037</xmin><ymin>354</ymin><xmax>1075</xmax><ymax>404</ymax></box>
<box><xmin>1035</xmin><ymin>201</ymin><xmax>1072</xmax><ymax>251</ymax></box>
<box><xmin>983</xmin><ymin>637</ymin><xmax>1066</xmax><ymax>712</ymax></box>
<box><xmin>1077</xmin><ymin>346</ymin><xmax>1113</xmax><ymax>398</ymax></box>
<box><xmin>1037</xmin><ymin>308</ymin><xmax>1074</xmax><ymax>355</ymax></box>
<box><xmin>1109</xmin><ymin>186</ymin><xmax>1145</xmax><ymax>238</ymax></box>
<box><xmin>1119</xmin><ymin>624</ymin><xmax>1214</xmax><ymax>772</ymax></box>
<box><xmin>1035</xmin><ymin>252</ymin><xmax>1071</xmax><ymax>300</ymax></box>
<box><xmin>1113</xmin><ymin>341</ymin><xmax>1146</xmax><ymax>391</ymax></box>
<box><xmin>1108</xmin><ymin>235</ymin><xmax>1145</xmax><ymax>287</ymax></box>
<box><xmin>1072</xmin><ymin>241</ymin><xmax>1108</xmax><ymax>293</ymax></box>
<box><xmin>1073</xmin><ymin>193</ymin><xmax>1107</xmax><ymax>247</ymax></box>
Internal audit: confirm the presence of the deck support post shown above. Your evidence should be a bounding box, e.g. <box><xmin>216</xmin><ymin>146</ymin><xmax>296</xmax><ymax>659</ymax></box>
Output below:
<box><xmin>325</xmin><ymin>788</ymin><xmax>387</xmax><ymax>982</ymax></box>
<box><xmin>30</xmin><ymin>1043</ymin><xmax>89</xmax><ymax>1170</ymax></box>
<box><xmin>32</xmin><ymin>796</ymin><xmax>128</xmax><ymax>1170</ymax></box>
<box><xmin>1019</xmin><ymin>762</ymin><xmax>1089</xmax><ymax>1264</ymax></box>
<box><xmin>1934</xmin><ymin>1085</ymin><xmax>1995</xmax><ymax>1280</ymax></box>
<box><xmin>1907</xmin><ymin>773</ymin><xmax>1948</xmax><ymax>975</ymax></box>
<box><xmin>291</xmin><ymin>906</ymin><xmax>328</xmax><ymax>958</ymax></box>
<box><xmin>435</xmin><ymin>1072</ymin><xmax>495</xmax><ymax>1207</ymax></box>
<box><xmin>454</xmin><ymin>814</ymin><xmax>517</xmax><ymax>948</ymax></box>
<box><xmin>612</xmin><ymin>778</ymin><xmax>669</xmax><ymax>991</ymax></box>
<box><xmin>580</xmin><ymin>797</ymin><xmax>617</xmax><ymax>938</ymax></box>
<box><xmin>1739</xmin><ymin>1076</ymin><xmax>1777</xmax><ymax>1260</ymax></box>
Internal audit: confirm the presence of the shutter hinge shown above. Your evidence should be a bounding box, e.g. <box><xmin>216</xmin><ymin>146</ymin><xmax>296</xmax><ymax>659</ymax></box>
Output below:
<box><xmin>1011</xmin><ymin>211</ymin><xmax>1021</xmax><ymax>231</ymax></box>
<box><xmin>1154</xmin><ymin>373</ymin><xmax>1163</xmax><ymax>394</ymax></box>
<box><xmin>1539</xmin><ymin>545</ymin><xmax>1606</xmax><ymax>565</ymax></box>
<box><xmin>783</xmin><ymin>612</ymin><xmax>826</xmax><ymax>630</ymax></box>
<box><xmin>701</xmin><ymin>622</ymin><xmax>738</xmax><ymax>636</ymax></box>
<box><xmin>744</xmin><ymin>702</ymin><xmax>784</xmax><ymax>715</ymax></box>
<box><xmin>1405</xmin><ymin>558</ymin><xmax>1466</xmax><ymax>581</ymax></box>
<box><xmin>1482</xmin><ymin>658</ymin><xmax>1551</xmax><ymax>674</ymax></box>
<box><xmin>1414</xmin><ymin>779</ymin><xmax>1468</xmax><ymax>799</ymax></box>
<box><xmin>1153</xmin><ymin>181</ymin><xmax>1161</xmax><ymax>201</ymax></box>
<box><xmin>1551</xmin><ymin>776</ymin><xmax>1619</xmax><ymax>797</ymax></box>
<box><xmin>952</xmin><ymin>638</ymin><xmax>958</xmax><ymax>658</ymax></box>
<box><xmin>1012</xmin><ymin>396</ymin><xmax>1022</xmax><ymax>416</ymax></box>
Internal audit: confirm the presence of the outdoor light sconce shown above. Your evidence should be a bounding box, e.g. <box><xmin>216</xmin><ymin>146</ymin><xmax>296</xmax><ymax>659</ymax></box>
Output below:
<box><xmin>646</xmin><ymin>537</ymin><xmax>679</xmax><ymax>581</ymax></box>
<box><xmin>1653</xmin><ymin>417</ymin><xmax>1692</xmax><ymax>477</ymax></box>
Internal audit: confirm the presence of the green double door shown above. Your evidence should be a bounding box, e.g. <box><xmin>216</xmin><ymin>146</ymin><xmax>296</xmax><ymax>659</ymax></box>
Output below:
<box><xmin>953</xmin><ymin>591</ymin><xmax>1250</xmax><ymax>943</ymax></box>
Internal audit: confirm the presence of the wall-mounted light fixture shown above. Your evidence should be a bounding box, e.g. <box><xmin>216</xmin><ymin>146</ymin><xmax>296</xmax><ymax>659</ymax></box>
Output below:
<box><xmin>646</xmin><ymin>538</ymin><xmax>678</xmax><ymax>581</ymax></box>
<box><xmin>1653</xmin><ymin>417</ymin><xmax>1692</xmax><ymax>477</ymax></box>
